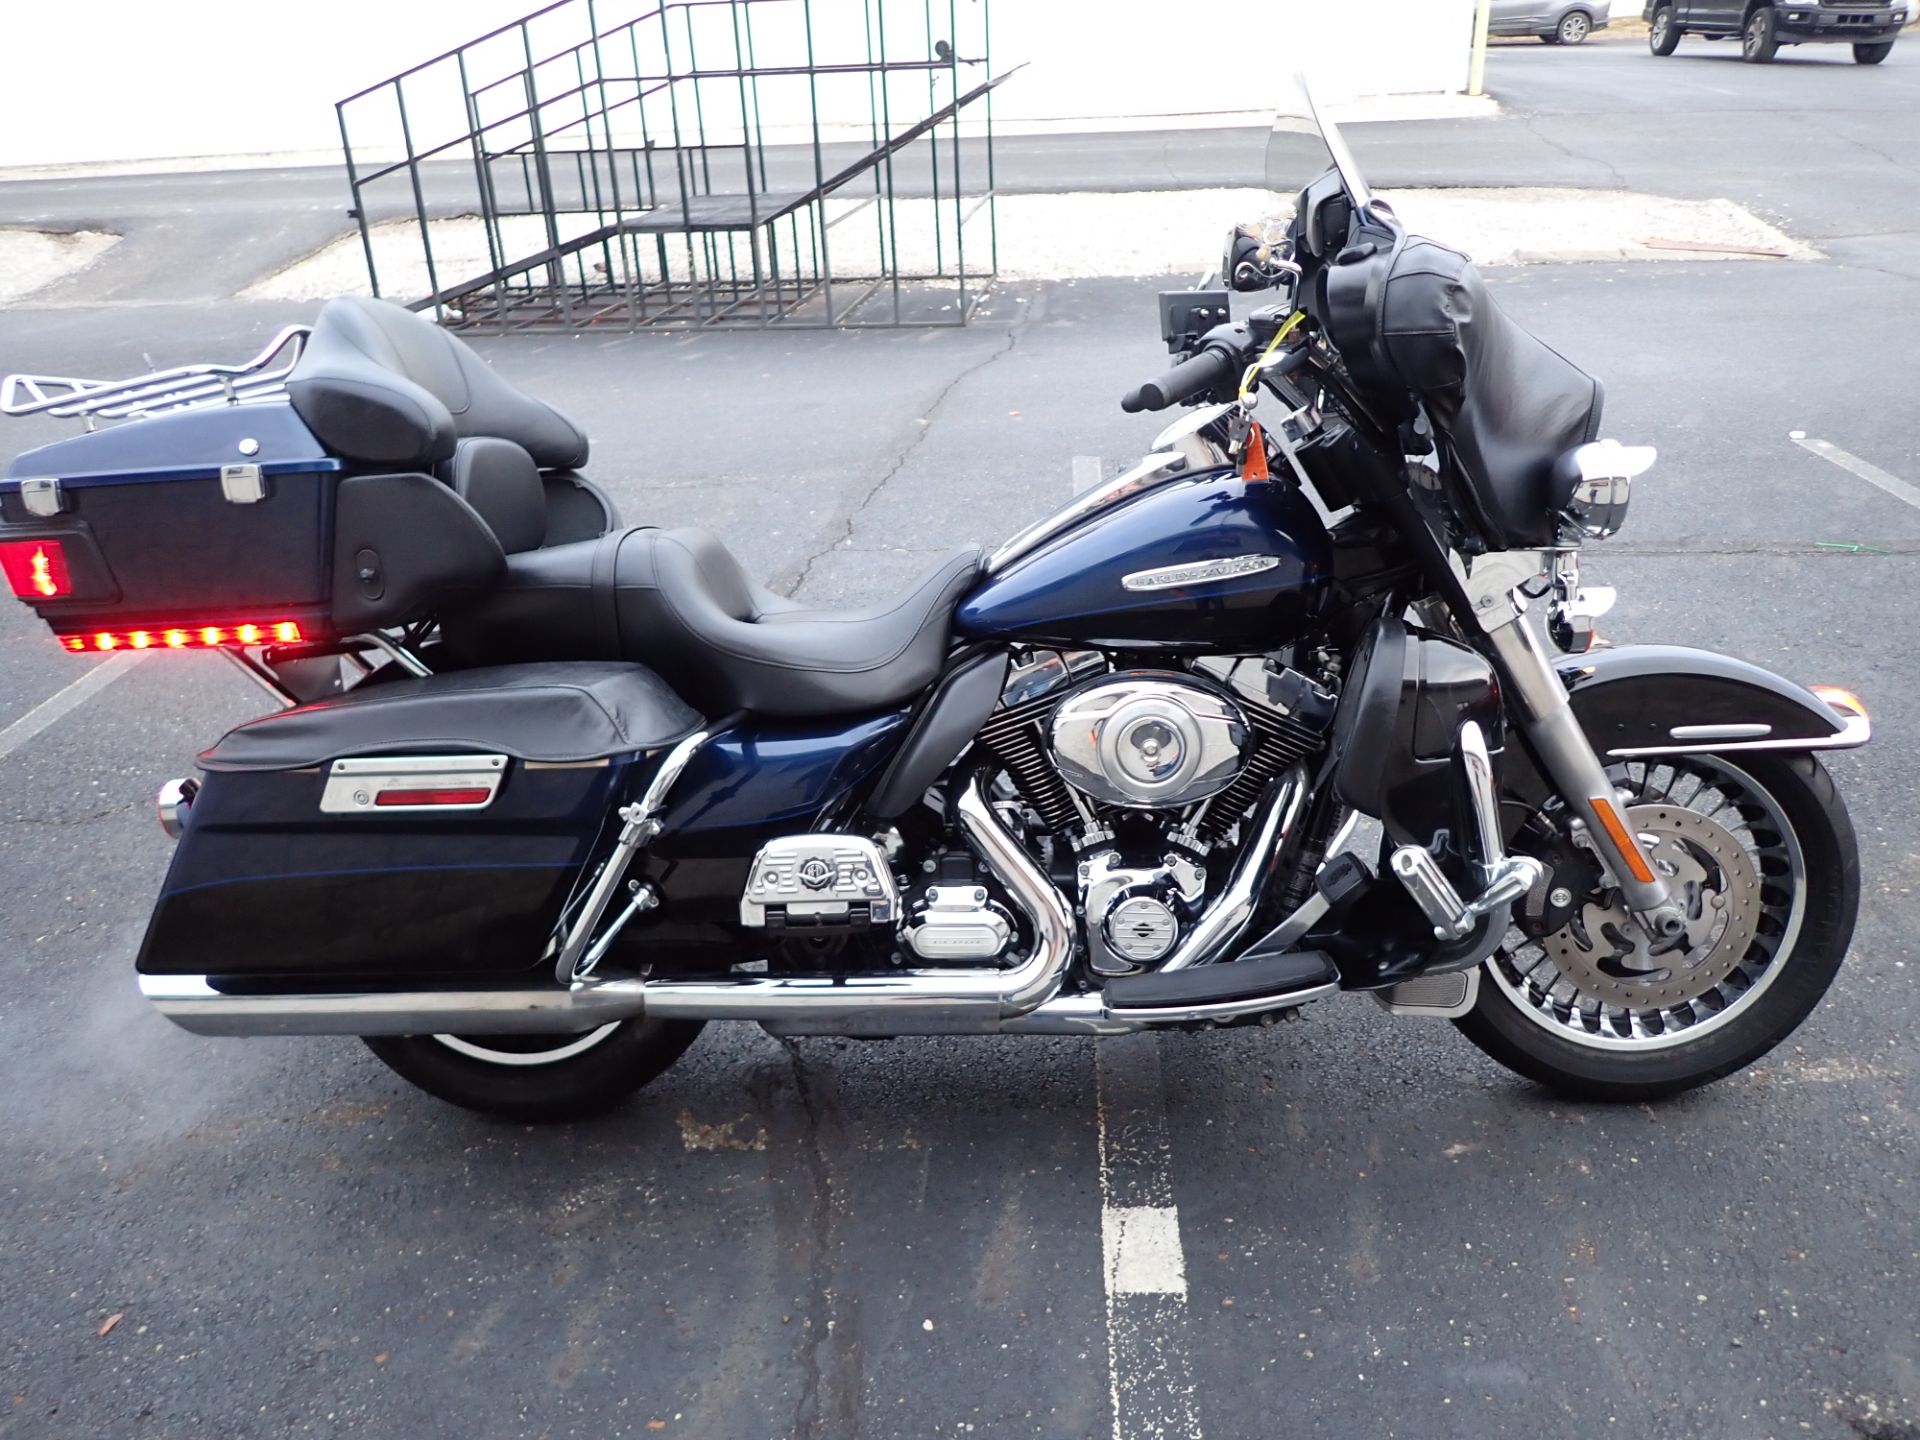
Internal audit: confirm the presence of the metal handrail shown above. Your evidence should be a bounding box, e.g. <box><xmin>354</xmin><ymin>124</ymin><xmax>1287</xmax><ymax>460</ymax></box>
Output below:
<box><xmin>0</xmin><ymin>326</ymin><xmax>311</xmax><ymax>423</ymax></box>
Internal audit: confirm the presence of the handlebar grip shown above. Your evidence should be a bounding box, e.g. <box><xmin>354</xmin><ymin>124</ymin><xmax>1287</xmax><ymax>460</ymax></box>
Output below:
<box><xmin>1120</xmin><ymin>345</ymin><xmax>1241</xmax><ymax>414</ymax></box>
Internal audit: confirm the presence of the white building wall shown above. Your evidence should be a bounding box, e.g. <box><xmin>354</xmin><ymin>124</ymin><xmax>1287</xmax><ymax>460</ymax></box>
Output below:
<box><xmin>0</xmin><ymin>0</ymin><xmax>1481</xmax><ymax>170</ymax></box>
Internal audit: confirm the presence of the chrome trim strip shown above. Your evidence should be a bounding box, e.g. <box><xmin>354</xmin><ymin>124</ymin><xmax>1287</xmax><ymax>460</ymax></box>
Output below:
<box><xmin>986</xmin><ymin>451</ymin><xmax>1189</xmax><ymax>575</ymax></box>
<box><xmin>1609</xmin><ymin>710</ymin><xmax>1870</xmax><ymax>757</ymax></box>
<box><xmin>319</xmin><ymin>754</ymin><xmax>506</xmax><ymax>814</ymax></box>
<box><xmin>140</xmin><ymin>974</ymin><xmax>650</xmax><ymax>1037</ymax></box>
<box><xmin>1121</xmin><ymin>554</ymin><xmax>1282</xmax><ymax>592</ymax></box>
<box><xmin>1667</xmin><ymin>723</ymin><xmax>1772</xmax><ymax>742</ymax></box>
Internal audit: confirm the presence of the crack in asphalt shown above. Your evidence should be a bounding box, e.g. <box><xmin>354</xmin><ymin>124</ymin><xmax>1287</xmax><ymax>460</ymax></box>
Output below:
<box><xmin>770</xmin><ymin>297</ymin><xmax>1041</xmax><ymax>600</ymax></box>
<box><xmin>778</xmin><ymin>1038</ymin><xmax>863</xmax><ymax>1440</ymax></box>
<box><xmin>1517</xmin><ymin>112</ymin><xmax>1630</xmax><ymax>189</ymax></box>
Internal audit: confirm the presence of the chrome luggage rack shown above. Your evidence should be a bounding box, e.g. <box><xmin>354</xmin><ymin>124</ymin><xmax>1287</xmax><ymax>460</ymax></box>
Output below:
<box><xmin>0</xmin><ymin>326</ymin><xmax>310</xmax><ymax>429</ymax></box>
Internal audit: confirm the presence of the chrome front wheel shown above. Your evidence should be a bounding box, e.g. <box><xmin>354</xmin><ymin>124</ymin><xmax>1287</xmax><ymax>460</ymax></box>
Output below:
<box><xmin>1458</xmin><ymin>753</ymin><xmax>1857</xmax><ymax>1100</ymax></box>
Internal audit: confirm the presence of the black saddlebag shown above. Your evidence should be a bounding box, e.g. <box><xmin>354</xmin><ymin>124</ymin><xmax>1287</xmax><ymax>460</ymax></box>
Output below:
<box><xmin>136</xmin><ymin>663</ymin><xmax>701</xmax><ymax>980</ymax></box>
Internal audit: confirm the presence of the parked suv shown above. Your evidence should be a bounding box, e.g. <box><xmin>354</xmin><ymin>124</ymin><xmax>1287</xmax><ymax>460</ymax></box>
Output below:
<box><xmin>1646</xmin><ymin>0</ymin><xmax>1907</xmax><ymax>62</ymax></box>
<box><xmin>1491</xmin><ymin>0</ymin><xmax>1613</xmax><ymax>42</ymax></box>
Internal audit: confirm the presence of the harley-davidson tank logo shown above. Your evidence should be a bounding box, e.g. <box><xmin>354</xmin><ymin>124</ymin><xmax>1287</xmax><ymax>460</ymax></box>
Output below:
<box><xmin>1120</xmin><ymin>554</ymin><xmax>1282</xmax><ymax>592</ymax></box>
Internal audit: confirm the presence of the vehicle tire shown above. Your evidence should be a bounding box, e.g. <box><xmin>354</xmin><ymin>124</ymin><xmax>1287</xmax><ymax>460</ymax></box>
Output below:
<box><xmin>1742</xmin><ymin>6</ymin><xmax>1780</xmax><ymax>61</ymax></box>
<box><xmin>1458</xmin><ymin>752</ymin><xmax>1857</xmax><ymax>1102</ymax></box>
<box><xmin>364</xmin><ymin>1017</ymin><xmax>706</xmax><ymax>1121</ymax></box>
<box><xmin>1852</xmin><ymin>41</ymin><xmax>1895</xmax><ymax>63</ymax></box>
<box><xmin>1649</xmin><ymin>5</ymin><xmax>1682</xmax><ymax>54</ymax></box>
<box><xmin>1557</xmin><ymin>10</ymin><xmax>1593</xmax><ymax>43</ymax></box>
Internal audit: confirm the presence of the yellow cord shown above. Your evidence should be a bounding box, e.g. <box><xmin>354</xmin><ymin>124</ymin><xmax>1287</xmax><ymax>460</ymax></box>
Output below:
<box><xmin>1238</xmin><ymin>310</ymin><xmax>1305</xmax><ymax>403</ymax></box>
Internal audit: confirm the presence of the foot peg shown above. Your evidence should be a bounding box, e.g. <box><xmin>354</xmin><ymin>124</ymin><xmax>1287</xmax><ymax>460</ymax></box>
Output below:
<box><xmin>1390</xmin><ymin>720</ymin><xmax>1543</xmax><ymax>942</ymax></box>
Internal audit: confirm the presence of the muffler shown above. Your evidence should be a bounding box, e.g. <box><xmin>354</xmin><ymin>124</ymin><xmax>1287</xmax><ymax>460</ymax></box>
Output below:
<box><xmin>141</xmin><ymin>974</ymin><xmax>651</xmax><ymax>1037</ymax></box>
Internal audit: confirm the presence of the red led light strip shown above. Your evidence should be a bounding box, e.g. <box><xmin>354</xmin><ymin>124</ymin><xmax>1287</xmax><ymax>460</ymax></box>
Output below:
<box><xmin>59</xmin><ymin>621</ymin><xmax>304</xmax><ymax>653</ymax></box>
<box><xmin>373</xmin><ymin>788</ymin><xmax>494</xmax><ymax>807</ymax></box>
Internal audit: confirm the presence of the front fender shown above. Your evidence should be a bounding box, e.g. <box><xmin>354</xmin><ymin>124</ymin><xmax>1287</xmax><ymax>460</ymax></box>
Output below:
<box><xmin>1501</xmin><ymin>643</ymin><xmax>1869</xmax><ymax>815</ymax></box>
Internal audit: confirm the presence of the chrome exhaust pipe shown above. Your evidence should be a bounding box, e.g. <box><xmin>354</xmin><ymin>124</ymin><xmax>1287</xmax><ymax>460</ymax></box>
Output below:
<box><xmin>141</xmin><ymin>774</ymin><xmax>1075</xmax><ymax>1040</ymax></box>
<box><xmin>140</xmin><ymin>974</ymin><xmax>650</xmax><ymax>1038</ymax></box>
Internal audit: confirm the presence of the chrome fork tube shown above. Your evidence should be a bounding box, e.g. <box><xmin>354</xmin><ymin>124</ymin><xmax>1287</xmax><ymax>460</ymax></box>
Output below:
<box><xmin>1484</xmin><ymin>615</ymin><xmax>1684</xmax><ymax>938</ymax></box>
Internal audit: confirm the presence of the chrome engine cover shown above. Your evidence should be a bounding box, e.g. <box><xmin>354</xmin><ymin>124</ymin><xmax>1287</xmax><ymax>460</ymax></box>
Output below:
<box><xmin>904</xmin><ymin>884</ymin><xmax>1015</xmax><ymax>961</ymax></box>
<box><xmin>740</xmin><ymin>835</ymin><xmax>899</xmax><ymax>928</ymax></box>
<box><xmin>1079</xmin><ymin>848</ymin><xmax>1207</xmax><ymax>975</ymax></box>
<box><xmin>1049</xmin><ymin>674</ymin><xmax>1249</xmax><ymax>809</ymax></box>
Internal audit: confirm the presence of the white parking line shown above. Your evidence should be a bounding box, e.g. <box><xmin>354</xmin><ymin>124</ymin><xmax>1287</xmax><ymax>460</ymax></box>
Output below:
<box><xmin>1096</xmin><ymin>1033</ymin><xmax>1202</xmax><ymax>1440</ymax></box>
<box><xmin>1792</xmin><ymin>434</ymin><xmax>1920</xmax><ymax>513</ymax></box>
<box><xmin>0</xmin><ymin>652</ymin><xmax>143</xmax><ymax>763</ymax></box>
<box><xmin>1073</xmin><ymin>455</ymin><xmax>1105</xmax><ymax>495</ymax></box>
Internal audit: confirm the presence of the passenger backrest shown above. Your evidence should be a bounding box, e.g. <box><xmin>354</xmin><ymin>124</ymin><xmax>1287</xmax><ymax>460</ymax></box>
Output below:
<box><xmin>288</xmin><ymin>298</ymin><xmax>591</xmax><ymax>471</ymax></box>
<box><xmin>446</xmin><ymin>437</ymin><xmax>547</xmax><ymax>554</ymax></box>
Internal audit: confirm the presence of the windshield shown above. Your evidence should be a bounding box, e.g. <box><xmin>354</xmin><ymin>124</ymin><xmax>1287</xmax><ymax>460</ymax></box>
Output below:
<box><xmin>1263</xmin><ymin>73</ymin><xmax>1373</xmax><ymax>210</ymax></box>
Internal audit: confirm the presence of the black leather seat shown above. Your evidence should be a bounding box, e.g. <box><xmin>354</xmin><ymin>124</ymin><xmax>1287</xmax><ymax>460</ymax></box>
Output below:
<box><xmin>287</xmin><ymin>297</ymin><xmax>590</xmax><ymax>471</ymax></box>
<box><xmin>442</xmin><ymin>528</ymin><xmax>982</xmax><ymax>718</ymax></box>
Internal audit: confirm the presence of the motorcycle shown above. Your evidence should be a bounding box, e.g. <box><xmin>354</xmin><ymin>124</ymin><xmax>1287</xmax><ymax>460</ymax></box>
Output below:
<box><xmin>0</xmin><ymin>79</ymin><xmax>1867</xmax><ymax>1121</ymax></box>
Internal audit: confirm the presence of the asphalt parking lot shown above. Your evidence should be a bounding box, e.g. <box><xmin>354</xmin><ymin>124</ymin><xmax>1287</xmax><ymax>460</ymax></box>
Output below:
<box><xmin>3</xmin><ymin>41</ymin><xmax>1920</xmax><ymax>1440</ymax></box>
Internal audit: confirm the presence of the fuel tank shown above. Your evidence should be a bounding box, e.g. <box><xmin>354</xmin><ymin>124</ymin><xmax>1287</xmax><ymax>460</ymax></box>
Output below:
<box><xmin>955</xmin><ymin>470</ymin><xmax>1332</xmax><ymax>651</ymax></box>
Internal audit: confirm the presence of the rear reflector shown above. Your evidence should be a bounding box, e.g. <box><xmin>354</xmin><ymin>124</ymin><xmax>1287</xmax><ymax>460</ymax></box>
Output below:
<box><xmin>58</xmin><ymin>620</ymin><xmax>303</xmax><ymax>653</ymax></box>
<box><xmin>0</xmin><ymin>539</ymin><xmax>71</xmax><ymax>600</ymax></box>
<box><xmin>373</xmin><ymin>788</ymin><xmax>495</xmax><ymax>807</ymax></box>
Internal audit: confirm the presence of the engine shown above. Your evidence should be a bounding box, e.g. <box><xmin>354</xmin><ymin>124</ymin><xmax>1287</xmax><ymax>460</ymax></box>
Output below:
<box><xmin>977</xmin><ymin>652</ymin><xmax>1333</xmax><ymax>974</ymax></box>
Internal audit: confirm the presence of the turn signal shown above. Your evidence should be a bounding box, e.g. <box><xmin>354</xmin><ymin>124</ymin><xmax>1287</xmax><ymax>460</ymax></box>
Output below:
<box><xmin>57</xmin><ymin>619</ymin><xmax>303</xmax><ymax>653</ymax></box>
<box><xmin>1809</xmin><ymin>685</ymin><xmax>1867</xmax><ymax>720</ymax></box>
<box><xmin>0</xmin><ymin>539</ymin><xmax>71</xmax><ymax>599</ymax></box>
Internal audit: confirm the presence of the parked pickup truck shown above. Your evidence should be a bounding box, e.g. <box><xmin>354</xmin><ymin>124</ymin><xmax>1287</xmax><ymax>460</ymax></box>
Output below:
<box><xmin>1645</xmin><ymin>0</ymin><xmax>1908</xmax><ymax>62</ymax></box>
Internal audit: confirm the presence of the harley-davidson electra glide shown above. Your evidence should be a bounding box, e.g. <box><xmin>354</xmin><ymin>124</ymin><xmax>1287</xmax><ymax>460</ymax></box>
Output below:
<box><xmin>0</xmin><ymin>80</ymin><xmax>1868</xmax><ymax>1120</ymax></box>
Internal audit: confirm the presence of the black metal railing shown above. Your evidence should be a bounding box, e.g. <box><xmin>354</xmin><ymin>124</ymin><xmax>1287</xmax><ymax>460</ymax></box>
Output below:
<box><xmin>335</xmin><ymin>0</ymin><xmax>1007</xmax><ymax>330</ymax></box>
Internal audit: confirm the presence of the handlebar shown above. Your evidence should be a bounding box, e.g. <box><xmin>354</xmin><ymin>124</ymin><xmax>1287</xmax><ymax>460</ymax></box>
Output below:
<box><xmin>1120</xmin><ymin>345</ymin><xmax>1241</xmax><ymax>414</ymax></box>
<box><xmin>1120</xmin><ymin>329</ymin><xmax>1313</xmax><ymax>414</ymax></box>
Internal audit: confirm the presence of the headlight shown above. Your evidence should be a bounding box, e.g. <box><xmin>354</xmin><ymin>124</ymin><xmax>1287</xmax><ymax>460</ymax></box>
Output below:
<box><xmin>1555</xmin><ymin>439</ymin><xmax>1653</xmax><ymax>542</ymax></box>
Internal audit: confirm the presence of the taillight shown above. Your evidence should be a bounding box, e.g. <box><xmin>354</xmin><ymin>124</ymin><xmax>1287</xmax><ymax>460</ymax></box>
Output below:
<box><xmin>57</xmin><ymin>620</ymin><xmax>304</xmax><ymax>653</ymax></box>
<box><xmin>0</xmin><ymin>539</ymin><xmax>72</xmax><ymax>600</ymax></box>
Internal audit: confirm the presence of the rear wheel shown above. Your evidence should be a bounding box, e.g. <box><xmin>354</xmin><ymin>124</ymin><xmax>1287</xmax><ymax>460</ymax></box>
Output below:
<box><xmin>1649</xmin><ymin>5</ymin><xmax>1682</xmax><ymax>54</ymax></box>
<box><xmin>1557</xmin><ymin>11</ymin><xmax>1593</xmax><ymax>43</ymax></box>
<box><xmin>364</xmin><ymin>1016</ymin><xmax>705</xmax><ymax>1121</ymax></box>
<box><xmin>1458</xmin><ymin>753</ymin><xmax>1857</xmax><ymax>1101</ymax></box>
<box><xmin>1742</xmin><ymin>7</ymin><xmax>1780</xmax><ymax>61</ymax></box>
<box><xmin>1853</xmin><ymin>41</ymin><xmax>1895</xmax><ymax>63</ymax></box>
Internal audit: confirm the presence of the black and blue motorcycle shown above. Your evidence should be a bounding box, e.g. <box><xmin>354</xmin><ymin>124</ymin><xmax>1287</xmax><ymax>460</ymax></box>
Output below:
<box><xmin>0</xmin><ymin>83</ymin><xmax>1868</xmax><ymax>1120</ymax></box>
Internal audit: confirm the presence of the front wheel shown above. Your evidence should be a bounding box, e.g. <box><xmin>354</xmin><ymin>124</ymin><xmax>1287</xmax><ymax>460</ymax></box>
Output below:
<box><xmin>1649</xmin><ymin>5</ymin><xmax>1682</xmax><ymax>54</ymax></box>
<box><xmin>1742</xmin><ymin>7</ymin><xmax>1780</xmax><ymax>61</ymax></box>
<box><xmin>1458</xmin><ymin>752</ymin><xmax>1858</xmax><ymax>1101</ymax></box>
<box><xmin>1853</xmin><ymin>41</ymin><xmax>1895</xmax><ymax>64</ymax></box>
<box><xmin>364</xmin><ymin>1016</ymin><xmax>705</xmax><ymax>1121</ymax></box>
<box><xmin>1557</xmin><ymin>11</ymin><xmax>1592</xmax><ymax>43</ymax></box>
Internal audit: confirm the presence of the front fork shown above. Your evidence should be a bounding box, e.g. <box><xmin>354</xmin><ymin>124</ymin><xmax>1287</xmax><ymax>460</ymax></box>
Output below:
<box><xmin>1479</xmin><ymin>593</ymin><xmax>1688</xmax><ymax>943</ymax></box>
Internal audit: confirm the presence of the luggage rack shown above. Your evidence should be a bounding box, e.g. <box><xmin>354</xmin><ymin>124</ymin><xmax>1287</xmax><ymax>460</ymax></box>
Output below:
<box><xmin>0</xmin><ymin>326</ymin><xmax>310</xmax><ymax>429</ymax></box>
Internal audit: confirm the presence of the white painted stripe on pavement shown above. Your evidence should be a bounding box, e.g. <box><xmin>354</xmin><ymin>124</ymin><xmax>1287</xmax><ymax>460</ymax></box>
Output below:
<box><xmin>1793</xmin><ymin>434</ymin><xmax>1920</xmax><ymax>513</ymax></box>
<box><xmin>1097</xmin><ymin>1033</ymin><xmax>1202</xmax><ymax>1440</ymax></box>
<box><xmin>0</xmin><ymin>653</ymin><xmax>144</xmax><ymax>763</ymax></box>
<box><xmin>1102</xmin><ymin>1205</ymin><xmax>1188</xmax><ymax>1297</ymax></box>
<box><xmin>1072</xmin><ymin>455</ymin><xmax>1105</xmax><ymax>495</ymax></box>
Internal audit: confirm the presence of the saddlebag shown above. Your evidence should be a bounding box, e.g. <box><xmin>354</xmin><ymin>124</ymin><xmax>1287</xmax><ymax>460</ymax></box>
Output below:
<box><xmin>136</xmin><ymin>662</ymin><xmax>701</xmax><ymax>980</ymax></box>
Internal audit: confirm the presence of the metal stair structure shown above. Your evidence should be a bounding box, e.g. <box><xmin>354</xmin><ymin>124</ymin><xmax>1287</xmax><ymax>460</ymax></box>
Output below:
<box><xmin>336</xmin><ymin>0</ymin><xmax>1008</xmax><ymax>331</ymax></box>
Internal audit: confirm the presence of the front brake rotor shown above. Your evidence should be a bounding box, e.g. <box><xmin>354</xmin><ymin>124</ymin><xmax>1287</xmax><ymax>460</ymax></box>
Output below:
<box><xmin>1543</xmin><ymin>803</ymin><xmax>1762</xmax><ymax>1009</ymax></box>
